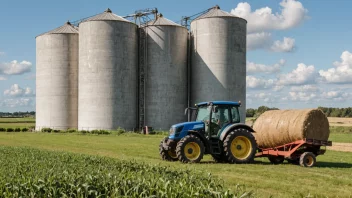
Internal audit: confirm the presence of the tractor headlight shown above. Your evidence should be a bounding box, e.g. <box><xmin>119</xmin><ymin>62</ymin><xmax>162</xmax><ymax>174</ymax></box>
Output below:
<box><xmin>169</xmin><ymin>127</ymin><xmax>176</xmax><ymax>135</ymax></box>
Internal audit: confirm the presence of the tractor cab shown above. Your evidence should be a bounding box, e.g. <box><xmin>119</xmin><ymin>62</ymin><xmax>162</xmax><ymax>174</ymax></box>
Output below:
<box><xmin>160</xmin><ymin>101</ymin><xmax>257</xmax><ymax>164</ymax></box>
<box><xmin>192</xmin><ymin>101</ymin><xmax>241</xmax><ymax>138</ymax></box>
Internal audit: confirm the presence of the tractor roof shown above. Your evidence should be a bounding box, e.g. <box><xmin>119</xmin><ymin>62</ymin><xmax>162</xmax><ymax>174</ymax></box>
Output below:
<box><xmin>196</xmin><ymin>101</ymin><xmax>241</xmax><ymax>106</ymax></box>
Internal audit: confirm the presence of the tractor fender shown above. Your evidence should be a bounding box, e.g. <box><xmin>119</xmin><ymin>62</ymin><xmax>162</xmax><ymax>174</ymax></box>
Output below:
<box><xmin>219</xmin><ymin>123</ymin><xmax>255</xmax><ymax>141</ymax></box>
<box><xmin>187</xmin><ymin>130</ymin><xmax>210</xmax><ymax>149</ymax></box>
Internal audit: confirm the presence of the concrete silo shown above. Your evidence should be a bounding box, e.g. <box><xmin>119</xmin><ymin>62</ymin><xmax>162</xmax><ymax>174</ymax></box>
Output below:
<box><xmin>78</xmin><ymin>9</ymin><xmax>138</xmax><ymax>130</ymax></box>
<box><xmin>190</xmin><ymin>6</ymin><xmax>247</xmax><ymax>122</ymax></box>
<box><xmin>143</xmin><ymin>14</ymin><xmax>188</xmax><ymax>130</ymax></box>
<box><xmin>36</xmin><ymin>22</ymin><xmax>79</xmax><ymax>130</ymax></box>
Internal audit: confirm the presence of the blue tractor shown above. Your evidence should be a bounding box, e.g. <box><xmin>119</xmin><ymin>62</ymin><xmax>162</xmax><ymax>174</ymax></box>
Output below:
<box><xmin>159</xmin><ymin>101</ymin><xmax>257</xmax><ymax>163</ymax></box>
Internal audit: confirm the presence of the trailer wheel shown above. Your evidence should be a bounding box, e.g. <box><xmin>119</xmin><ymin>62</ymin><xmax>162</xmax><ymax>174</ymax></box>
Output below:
<box><xmin>159</xmin><ymin>137</ymin><xmax>178</xmax><ymax>161</ymax></box>
<box><xmin>268</xmin><ymin>156</ymin><xmax>284</xmax><ymax>164</ymax></box>
<box><xmin>176</xmin><ymin>135</ymin><xmax>204</xmax><ymax>163</ymax></box>
<box><xmin>299</xmin><ymin>152</ymin><xmax>316</xmax><ymax>167</ymax></box>
<box><xmin>223</xmin><ymin>128</ymin><xmax>256</xmax><ymax>164</ymax></box>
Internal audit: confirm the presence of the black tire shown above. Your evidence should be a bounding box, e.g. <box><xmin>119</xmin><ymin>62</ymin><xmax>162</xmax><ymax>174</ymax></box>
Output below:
<box><xmin>268</xmin><ymin>156</ymin><xmax>285</xmax><ymax>164</ymax></box>
<box><xmin>223</xmin><ymin>128</ymin><xmax>257</xmax><ymax>164</ymax></box>
<box><xmin>159</xmin><ymin>137</ymin><xmax>178</xmax><ymax>161</ymax></box>
<box><xmin>211</xmin><ymin>153</ymin><xmax>228</xmax><ymax>163</ymax></box>
<box><xmin>176</xmin><ymin>135</ymin><xmax>205</xmax><ymax>163</ymax></box>
<box><xmin>287</xmin><ymin>158</ymin><xmax>299</xmax><ymax>165</ymax></box>
<box><xmin>299</xmin><ymin>152</ymin><xmax>316</xmax><ymax>167</ymax></box>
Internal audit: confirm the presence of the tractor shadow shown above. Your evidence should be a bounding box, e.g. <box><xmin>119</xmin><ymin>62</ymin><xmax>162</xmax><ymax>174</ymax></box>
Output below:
<box><xmin>198</xmin><ymin>160</ymin><xmax>272</xmax><ymax>165</ymax></box>
<box><xmin>198</xmin><ymin>161</ymin><xmax>352</xmax><ymax>168</ymax></box>
<box><xmin>315</xmin><ymin>162</ymin><xmax>352</xmax><ymax>168</ymax></box>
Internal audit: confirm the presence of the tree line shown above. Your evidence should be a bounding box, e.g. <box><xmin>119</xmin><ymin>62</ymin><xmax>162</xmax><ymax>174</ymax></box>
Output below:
<box><xmin>0</xmin><ymin>111</ymin><xmax>35</xmax><ymax>117</ymax></box>
<box><xmin>317</xmin><ymin>107</ymin><xmax>352</xmax><ymax>118</ymax></box>
<box><xmin>246</xmin><ymin>106</ymin><xmax>279</xmax><ymax>118</ymax></box>
<box><xmin>246</xmin><ymin>106</ymin><xmax>352</xmax><ymax>118</ymax></box>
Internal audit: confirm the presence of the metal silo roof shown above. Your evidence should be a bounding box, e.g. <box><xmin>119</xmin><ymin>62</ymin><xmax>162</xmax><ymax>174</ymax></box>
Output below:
<box><xmin>146</xmin><ymin>14</ymin><xmax>182</xmax><ymax>27</ymax></box>
<box><xmin>36</xmin><ymin>22</ymin><xmax>78</xmax><ymax>37</ymax></box>
<box><xmin>80</xmin><ymin>8</ymin><xmax>131</xmax><ymax>23</ymax></box>
<box><xmin>193</xmin><ymin>6</ymin><xmax>246</xmax><ymax>22</ymax></box>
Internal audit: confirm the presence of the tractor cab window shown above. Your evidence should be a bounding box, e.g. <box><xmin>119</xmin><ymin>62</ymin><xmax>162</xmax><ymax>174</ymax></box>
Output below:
<box><xmin>231</xmin><ymin>106</ymin><xmax>240</xmax><ymax>123</ymax></box>
<box><xmin>212</xmin><ymin>105</ymin><xmax>230</xmax><ymax>128</ymax></box>
<box><xmin>196</xmin><ymin>106</ymin><xmax>211</xmax><ymax>122</ymax></box>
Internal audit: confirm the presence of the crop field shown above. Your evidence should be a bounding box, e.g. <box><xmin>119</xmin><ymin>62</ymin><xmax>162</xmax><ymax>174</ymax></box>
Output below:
<box><xmin>0</xmin><ymin>133</ymin><xmax>351</xmax><ymax>197</ymax></box>
<box><xmin>328</xmin><ymin>117</ymin><xmax>352</xmax><ymax>126</ymax></box>
<box><xmin>0</xmin><ymin>146</ymin><xmax>240</xmax><ymax>197</ymax></box>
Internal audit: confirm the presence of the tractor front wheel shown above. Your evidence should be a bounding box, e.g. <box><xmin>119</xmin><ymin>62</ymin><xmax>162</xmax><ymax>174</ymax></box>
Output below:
<box><xmin>223</xmin><ymin>128</ymin><xmax>256</xmax><ymax>164</ymax></box>
<box><xmin>176</xmin><ymin>135</ymin><xmax>204</xmax><ymax>163</ymax></box>
<box><xmin>159</xmin><ymin>137</ymin><xmax>178</xmax><ymax>161</ymax></box>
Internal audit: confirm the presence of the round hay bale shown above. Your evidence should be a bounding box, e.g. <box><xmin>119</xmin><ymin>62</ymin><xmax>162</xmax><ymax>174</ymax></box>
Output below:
<box><xmin>252</xmin><ymin>109</ymin><xmax>330</xmax><ymax>148</ymax></box>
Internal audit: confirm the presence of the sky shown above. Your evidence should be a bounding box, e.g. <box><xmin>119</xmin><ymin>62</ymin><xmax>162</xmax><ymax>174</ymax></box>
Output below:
<box><xmin>0</xmin><ymin>0</ymin><xmax>351</xmax><ymax>112</ymax></box>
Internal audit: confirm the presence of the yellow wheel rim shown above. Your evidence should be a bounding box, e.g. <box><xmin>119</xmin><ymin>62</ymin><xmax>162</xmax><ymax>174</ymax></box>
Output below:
<box><xmin>230</xmin><ymin>136</ymin><xmax>252</xmax><ymax>160</ymax></box>
<box><xmin>306</xmin><ymin>156</ymin><xmax>314</xmax><ymax>166</ymax></box>
<box><xmin>184</xmin><ymin>142</ymin><xmax>201</xmax><ymax>160</ymax></box>
<box><xmin>168</xmin><ymin>150</ymin><xmax>177</xmax><ymax>159</ymax></box>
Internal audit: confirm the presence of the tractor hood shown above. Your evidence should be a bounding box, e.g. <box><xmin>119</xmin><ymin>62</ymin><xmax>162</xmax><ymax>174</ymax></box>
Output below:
<box><xmin>171</xmin><ymin>121</ymin><xmax>205</xmax><ymax>130</ymax></box>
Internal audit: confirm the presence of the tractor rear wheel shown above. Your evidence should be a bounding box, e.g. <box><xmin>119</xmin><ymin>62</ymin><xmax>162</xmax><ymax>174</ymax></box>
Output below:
<box><xmin>223</xmin><ymin>128</ymin><xmax>256</xmax><ymax>164</ymax></box>
<box><xmin>176</xmin><ymin>135</ymin><xmax>204</xmax><ymax>163</ymax></box>
<box><xmin>159</xmin><ymin>137</ymin><xmax>178</xmax><ymax>161</ymax></box>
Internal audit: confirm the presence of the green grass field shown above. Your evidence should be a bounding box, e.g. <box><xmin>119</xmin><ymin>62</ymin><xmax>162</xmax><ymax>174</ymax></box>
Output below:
<box><xmin>0</xmin><ymin>117</ymin><xmax>35</xmax><ymax>129</ymax></box>
<box><xmin>0</xmin><ymin>132</ymin><xmax>351</xmax><ymax>197</ymax></box>
<box><xmin>0</xmin><ymin>117</ymin><xmax>35</xmax><ymax>122</ymax></box>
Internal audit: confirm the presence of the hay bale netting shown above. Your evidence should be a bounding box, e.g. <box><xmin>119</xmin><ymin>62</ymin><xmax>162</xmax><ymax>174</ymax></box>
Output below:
<box><xmin>252</xmin><ymin>109</ymin><xmax>330</xmax><ymax>148</ymax></box>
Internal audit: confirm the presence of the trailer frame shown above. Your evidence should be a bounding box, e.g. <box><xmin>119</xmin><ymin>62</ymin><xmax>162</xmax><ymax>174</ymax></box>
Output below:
<box><xmin>255</xmin><ymin>138</ymin><xmax>332</xmax><ymax>167</ymax></box>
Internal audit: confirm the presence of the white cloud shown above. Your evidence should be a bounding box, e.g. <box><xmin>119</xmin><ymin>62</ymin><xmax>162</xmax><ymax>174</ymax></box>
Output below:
<box><xmin>4</xmin><ymin>84</ymin><xmax>35</xmax><ymax>97</ymax></box>
<box><xmin>255</xmin><ymin>93</ymin><xmax>276</xmax><ymax>103</ymax></box>
<box><xmin>247</xmin><ymin>33</ymin><xmax>296</xmax><ymax>52</ymax></box>
<box><xmin>288</xmin><ymin>91</ymin><xmax>316</xmax><ymax>101</ymax></box>
<box><xmin>247</xmin><ymin>59</ymin><xmax>285</xmax><ymax>74</ymax></box>
<box><xmin>0</xmin><ymin>60</ymin><xmax>32</xmax><ymax>75</ymax></box>
<box><xmin>0</xmin><ymin>76</ymin><xmax>6</xmax><ymax>80</ymax></box>
<box><xmin>255</xmin><ymin>92</ymin><xmax>271</xmax><ymax>99</ymax></box>
<box><xmin>290</xmin><ymin>85</ymin><xmax>319</xmax><ymax>92</ymax></box>
<box><xmin>247</xmin><ymin>32</ymin><xmax>272</xmax><ymax>50</ymax></box>
<box><xmin>0</xmin><ymin>98</ymin><xmax>34</xmax><ymax>108</ymax></box>
<box><xmin>271</xmin><ymin>37</ymin><xmax>295</xmax><ymax>52</ymax></box>
<box><xmin>246</xmin><ymin>76</ymin><xmax>275</xmax><ymax>89</ymax></box>
<box><xmin>231</xmin><ymin>0</ymin><xmax>308</xmax><ymax>34</ymax></box>
<box><xmin>319</xmin><ymin>51</ymin><xmax>352</xmax><ymax>83</ymax></box>
<box><xmin>278</xmin><ymin>63</ymin><xmax>317</xmax><ymax>85</ymax></box>
<box><xmin>320</xmin><ymin>91</ymin><xmax>352</xmax><ymax>102</ymax></box>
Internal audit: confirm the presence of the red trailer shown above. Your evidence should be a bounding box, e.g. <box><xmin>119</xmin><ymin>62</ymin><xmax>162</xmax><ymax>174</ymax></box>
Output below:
<box><xmin>255</xmin><ymin>139</ymin><xmax>332</xmax><ymax>167</ymax></box>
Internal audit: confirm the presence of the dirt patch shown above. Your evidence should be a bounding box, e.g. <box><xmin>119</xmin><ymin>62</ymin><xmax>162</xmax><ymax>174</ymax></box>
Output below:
<box><xmin>328</xmin><ymin>142</ymin><xmax>352</xmax><ymax>152</ymax></box>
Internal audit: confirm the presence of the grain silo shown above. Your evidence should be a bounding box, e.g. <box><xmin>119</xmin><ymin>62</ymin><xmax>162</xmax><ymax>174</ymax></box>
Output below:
<box><xmin>190</xmin><ymin>6</ymin><xmax>247</xmax><ymax>122</ymax></box>
<box><xmin>78</xmin><ymin>8</ymin><xmax>138</xmax><ymax>130</ymax></box>
<box><xmin>36</xmin><ymin>22</ymin><xmax>79</xmax><ymax>130</ymax></box>
<box><xmin>142</xmin><ymin>14</ymin><xmax>188</xmax><ymax>130</ymax></box>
